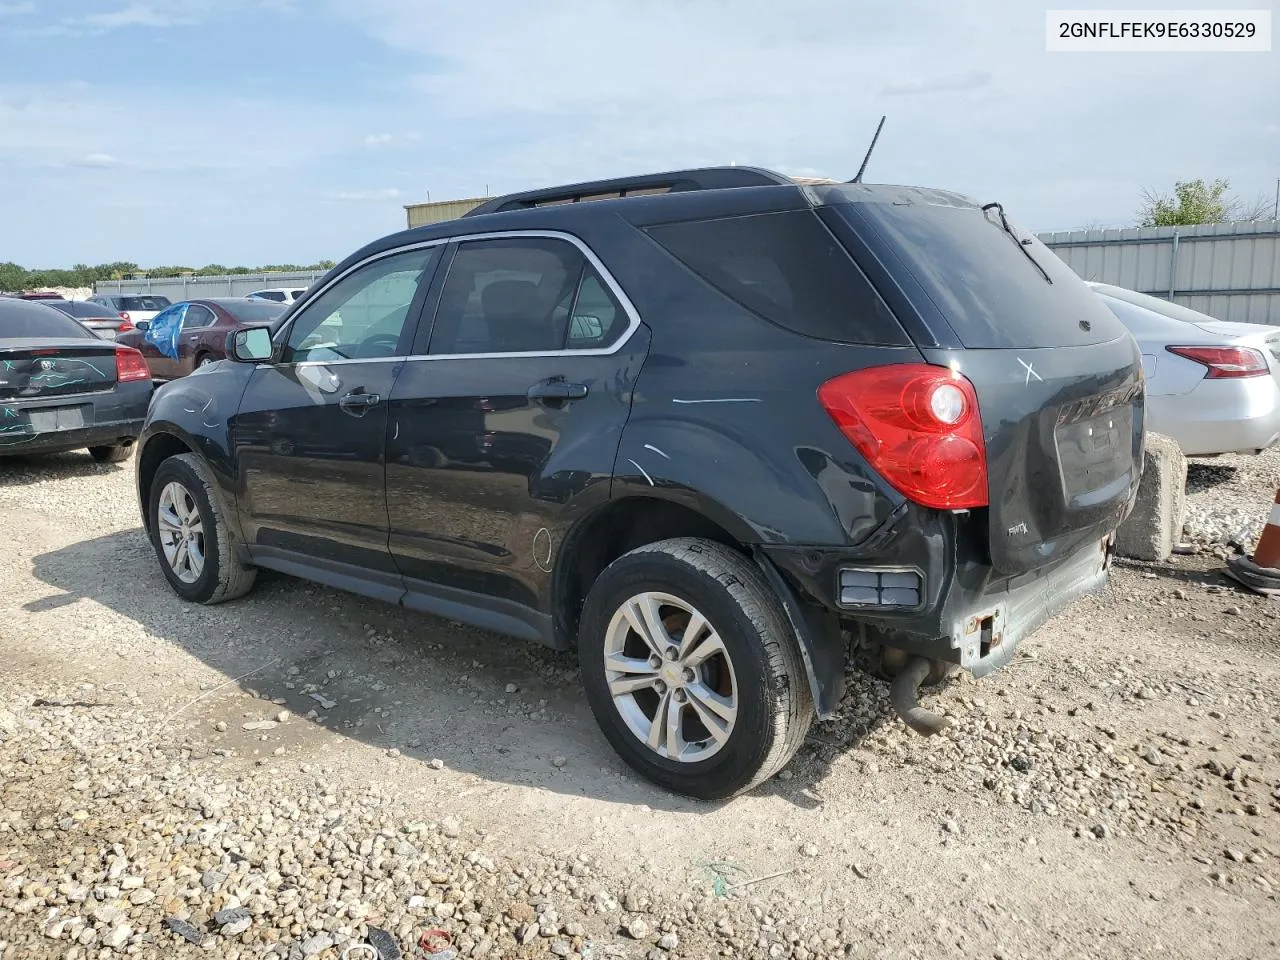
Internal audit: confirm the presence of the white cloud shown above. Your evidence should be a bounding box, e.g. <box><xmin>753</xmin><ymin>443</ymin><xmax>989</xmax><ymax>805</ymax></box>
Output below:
<box><xmin>331</xmin><ymin>0</ymin><xmax>1279</xmax><ymax>235</ymax></box>
<box><xmin>73</xmin><ymin>153</ymin><xmax>122</xmax><ymax>167</ymax></box>
<box><xmin>881</xmin><ymin>70</ymin><xmax>992</xmax><ymax>97</ymax></box>
<box><xmin>81</xmin><ymin>4</ymin><xmax>183</xmax><ymax>28</ymax></box>
<box><xmin>325</xmin><ymin>188</ymin><xmax>403</xmax><ymax>202</ymax></box>
<box><xmin>363</xmin><ymin>132</ymin><xmax>423</xmax><ymax>149</ymax></box>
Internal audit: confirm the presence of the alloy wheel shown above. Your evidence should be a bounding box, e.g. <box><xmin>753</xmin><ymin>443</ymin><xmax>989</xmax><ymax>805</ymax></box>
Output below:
<box><xmin>603</xmin><ymin>591</ymin><xmax>738</xmax><ymax>762</ymax></box>
<box><xmin>156</xmin><ymin>481</ymin><xmax>205</xmax><ymax>583</ymax></box>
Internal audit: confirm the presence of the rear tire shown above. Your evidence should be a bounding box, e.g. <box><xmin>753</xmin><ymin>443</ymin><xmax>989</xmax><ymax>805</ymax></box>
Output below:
<box><xmin>88</xmin><ymin>443</ymin><xmax>133</xmax><ymax>463</ymax></box>
<box><xmin>578</xmin><ymin>537</ymin><xmax>813</xmax><ymax>800</ymax></box>
<box><xmin>147</xmin><ymin>452</ymin><xmax>256</xmax><ymax>604</ymax></box>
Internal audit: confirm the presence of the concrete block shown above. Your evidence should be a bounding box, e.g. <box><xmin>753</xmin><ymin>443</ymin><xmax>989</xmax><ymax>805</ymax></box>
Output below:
<box><xmin>1115</xmin><ymin>432</ymin><xmax>1187</xmax><ymax>562</ymax></box>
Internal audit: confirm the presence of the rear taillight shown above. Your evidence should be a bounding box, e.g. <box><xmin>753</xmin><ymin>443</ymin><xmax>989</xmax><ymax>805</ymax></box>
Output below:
<box><xmin>114</xmin><ymin>346</ymin><xmax>150</xmax><ymax>383</ymax></box>
<box><xmin>118</xmin><ymin>311</ymin><xmax>131</xmax><ymax>321</ymax></box>
<box><xmin>118</xmin><ymin>319</ymin><xmax>135</xmax><ymax>333</ymax></box>
<box><xmin>1165</xmin><ymin>345</ymin><xmax>1268</xmax><ymax>379</ymax></box>
<box><xmin>818</xmin><ymin>364</ymin><xmax>988</xmax><ymax>510</ymax></box>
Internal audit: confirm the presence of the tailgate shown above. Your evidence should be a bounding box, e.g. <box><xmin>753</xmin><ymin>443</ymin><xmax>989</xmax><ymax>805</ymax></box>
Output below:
<box><xmin>0</xmin><ymin>343</ymin><xmax>118</xmax><ymax>401</ymax></box>
<box><xmin>923</xmin><ymin>337</ymin><xmax>1145</xmax><ymax>576</ymax></box>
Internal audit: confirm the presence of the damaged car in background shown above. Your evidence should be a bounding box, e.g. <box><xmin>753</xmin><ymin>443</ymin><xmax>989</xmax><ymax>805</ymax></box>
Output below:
<box><xmin>131</xmin><ymin>166</ymin><xmax>1144</xmax><ymax>799</ymax></box>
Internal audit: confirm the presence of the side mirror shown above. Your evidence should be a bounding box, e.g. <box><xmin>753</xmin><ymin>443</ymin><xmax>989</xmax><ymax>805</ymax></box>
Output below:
<box><xmin>134</xmin><ymin>320</ymin><xmax>150</xmax><ymax>332</ymax></box>
<box><xmin>228</xmin><ymin>326</ymin><xmax>275</xmax><ymax>363</ymax></box>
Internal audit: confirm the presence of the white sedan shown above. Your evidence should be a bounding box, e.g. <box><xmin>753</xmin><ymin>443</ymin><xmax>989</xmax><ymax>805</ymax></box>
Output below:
<box><xmin>1090</xmin><ymin>282</ymin><xmax>1280</xmax><ymax>456</ymax></box>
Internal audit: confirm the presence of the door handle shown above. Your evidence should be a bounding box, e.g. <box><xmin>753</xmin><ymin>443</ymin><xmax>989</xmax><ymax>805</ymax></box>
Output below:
<box><xmin>339</xmin><ymin>390</ymin><xmax>381</xmax><ymax>415</ymax></box>
<box><xmin>527</xmin><ymin>378</ymin><xmax>588</xmax><ymax>401</ymax></box>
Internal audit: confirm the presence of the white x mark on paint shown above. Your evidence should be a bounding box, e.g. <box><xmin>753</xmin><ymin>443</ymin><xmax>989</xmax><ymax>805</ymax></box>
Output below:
<box><xmin>1018</xmin><ymin>357</ymin><xmax>1043</xmax><ymax>386</ymax></box>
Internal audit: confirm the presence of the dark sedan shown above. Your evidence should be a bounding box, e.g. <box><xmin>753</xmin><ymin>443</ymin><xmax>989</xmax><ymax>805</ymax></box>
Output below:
<box><xmin>46</xmin><ymin>298</ymin><xmax>137</xmax><ymax>340</ymax></box>
<box><xmin>116</xmin><ymin>298</ymin><xmax>287</xmax><ymax>381</ymax></box>
<box><xmin>0</xmin><ymin>298</ymin><xmax>152</xmax><ymax>461</ymax></box>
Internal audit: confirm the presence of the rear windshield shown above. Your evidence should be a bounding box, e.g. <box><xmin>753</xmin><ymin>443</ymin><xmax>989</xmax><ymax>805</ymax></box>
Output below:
<box><xmin>0</xmin><ymin>300</ymin><xmax>97</xmax><ymax>339</ymax></box>
<box><xmin>222</xmin><ymin>300</ymin><xmax>288</xmax><ymax>323</ymax></box>
<box><xmin>645</xmin><ymin>210</ymin><xmax>908</xmax><ymax>345</ymax></box>
<box><xmin>119</xmin><ymin>296</ymin><xmax>171</xmax><ymax>310</ymax></box>
<box><xmin>834</xmin><ymin>201</ymin><xmax>1128</xmax><ymax>349</ymax></box>
<box><xmin>60</xmin><ymin>301</ymin><xmax>121</xmax><ymax>319</ymax></box>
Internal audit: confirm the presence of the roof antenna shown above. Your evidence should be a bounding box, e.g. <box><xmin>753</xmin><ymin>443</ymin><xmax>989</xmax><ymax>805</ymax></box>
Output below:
<box><xmin>850</xmin><ymin>115</ymin><xmax>886</xmax><ymax>184</ymax></box>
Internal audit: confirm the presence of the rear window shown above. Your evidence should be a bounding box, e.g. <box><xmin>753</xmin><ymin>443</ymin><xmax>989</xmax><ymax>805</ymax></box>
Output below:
<box><xmin>0</xmin><ymin>300</ymin><xmax>97</xmax><ymax>339</ymax></box>
<box><xmin>61</xmin><ymin>301</ymin><xmax>121</xmax><ymax>319</ymax></box>
<box><xmin>120</xmin><ymin>296</ymin><xmax>171</xmax><ymax>311</ymax></box>
<box><xmin>250</xmin><ymin>291</ymin><xmax>286</xmax><ymax>302</ymax></box>
<box><xmin>837</xmin><ymin>201</ymin><xmax>1127</xmax><ymax>349</ymax></box>
<box><xmin>223</xmin><ymin>301</ymin><xmax>288</xmax><ymax>323</ymax></box>
<box><xmin>644</xmin><ymin>210</ymin><xmax>908</xmax><ymax>345</ymax></box>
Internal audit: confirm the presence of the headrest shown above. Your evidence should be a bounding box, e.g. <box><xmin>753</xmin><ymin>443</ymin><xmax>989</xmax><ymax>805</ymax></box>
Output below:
<box><xmin>481</xmin><ymin>280</ymin><xmax>540</xmax><ymax>323</ymax></box>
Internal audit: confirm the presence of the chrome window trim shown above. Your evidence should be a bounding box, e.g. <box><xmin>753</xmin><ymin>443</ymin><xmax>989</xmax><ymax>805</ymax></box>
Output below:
<box><xmin>272</xmin><ymin>229</ymin><xmax>642</xmax><ymax>366</ymax></box>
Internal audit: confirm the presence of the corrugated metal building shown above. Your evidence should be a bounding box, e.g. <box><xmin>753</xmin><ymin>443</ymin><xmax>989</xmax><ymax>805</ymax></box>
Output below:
<box><xmin>1038</xmin><ymin>220</ymin><xmax>1280</xmax><ymax>325</ymax></box>
<box><xmin>404</xmin><ymin>197</ymin><xmax>491</xmax><ymax>228</ymax></box>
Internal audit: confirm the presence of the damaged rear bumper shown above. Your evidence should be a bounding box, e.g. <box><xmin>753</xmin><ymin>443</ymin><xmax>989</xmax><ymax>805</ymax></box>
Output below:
<box><xmin>765</xmin><ymin>525</ymin><xmax>1114</xmax><ymax>683</ymax></box>
<box><xmin>945</xmin><ymin>536</ymin><xmax>1113</xmax><ymax>676</ymax></box>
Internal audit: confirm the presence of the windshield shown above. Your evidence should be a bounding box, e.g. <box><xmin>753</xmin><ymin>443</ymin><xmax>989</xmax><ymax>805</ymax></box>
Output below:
<box><xmin>830</xmin><ymin>196</ymin><xmax>1129</xmax><ymax>349</ymax></box>
<box><xmin>0</xmin><ymin>300</ymin><xmax>98</xmax><ymax>339</ymax></box>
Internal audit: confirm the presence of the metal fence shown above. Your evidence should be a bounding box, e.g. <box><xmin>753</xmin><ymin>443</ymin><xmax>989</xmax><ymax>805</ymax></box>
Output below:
<box><xmin>93</xmin><ymin>270</ymin><xmax>327</xmax><ymax>301</ymax></box>
<box><xmin>1038</xmin><ymin>220</ymin><xmax>1280</xmax><ymax>325</ymax></box>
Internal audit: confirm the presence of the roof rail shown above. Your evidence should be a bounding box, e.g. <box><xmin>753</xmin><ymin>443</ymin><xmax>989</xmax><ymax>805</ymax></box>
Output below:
<box><xmin>462</xmin><ymin>166</ymin><xmax>797</xmax><ymax>217</ymax></box>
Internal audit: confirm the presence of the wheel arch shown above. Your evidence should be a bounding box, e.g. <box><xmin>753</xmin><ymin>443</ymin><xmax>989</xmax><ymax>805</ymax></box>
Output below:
<box><xmin>554</xmin><ymin>493</ymin><xmax>847</xmax><ymax>720</ymax></box>
<box><xmin>137</xmin><ymin>429</ymin><xmax>198</xmax><ymax>533</ymax></box>
<box><xmin>553</xmin><ymin>494</ymin><xmax>747</xmax><ymax>643</ymax></box>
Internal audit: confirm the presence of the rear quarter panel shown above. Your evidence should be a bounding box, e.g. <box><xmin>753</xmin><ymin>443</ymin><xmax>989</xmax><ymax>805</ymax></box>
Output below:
<box><xmin>593</xmin><ymin>215</ymin><xmax>918</xmax><ymax>547</ymax></box>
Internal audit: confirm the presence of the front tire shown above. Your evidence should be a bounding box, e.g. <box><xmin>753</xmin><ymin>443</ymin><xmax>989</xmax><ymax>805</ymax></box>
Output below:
<box><xmin>579</xmin><ymin>538</ymin><xmax>813</xmax><ymax>800</ymax></box>
<box><xmin>88</xmin><ymin>443</ymin><xmax>133</xmax><ymax>463</ymax></box>
<box><xmin>148</xmin><ymin>453</ymin><xmax>256</xmax><ymax>604</ymax></box>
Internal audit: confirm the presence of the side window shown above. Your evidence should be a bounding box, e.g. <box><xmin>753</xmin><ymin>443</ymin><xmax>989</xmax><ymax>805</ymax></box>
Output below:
<box><xmin>566</xmin><ymin>270</ymin><xmax>626</xmax><ymax>349</ymax></box>
<box><xmin>282</xmin><ymin>247</ymin><xmax>436</xmax><ymax>363</ymax></box>
<box><xmin>181</xmin><ymin>305</ymin><xmax>215</xmax><ymax>329</ymax></box>
<box><xmin>429</xmin><ymin>237</ymin><xmax>590</xmax><ymax>356</ymax></box>
<box><xmin>644</xmin><ymin>210</ymin><xmax>909</xmax><ymax>346</ymax></box>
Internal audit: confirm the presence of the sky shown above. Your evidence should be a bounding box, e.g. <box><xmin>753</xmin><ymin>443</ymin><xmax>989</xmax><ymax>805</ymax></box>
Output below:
<box><xmin>0</xmin><ymin>0</ymin><xmax>1276</xmax><ymax>268</ymax></box>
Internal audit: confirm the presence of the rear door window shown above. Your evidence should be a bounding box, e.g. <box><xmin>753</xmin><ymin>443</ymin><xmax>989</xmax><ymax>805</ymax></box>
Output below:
<box><xmin>427</xmin><ymin>236</ymin><xmax>629</xmax><ymax>355</ymax></box>
<box><xmin>644</xmin><ymin>210</ymin><xmax>908</xmax><ymax>346</ymax></box>
<box><xmin>182</xmin><ymin>305</ymin><xmax>216</xmax><ymax>329</ymax></box>
<box><xmin>834</xmin><ymin>200</ymin><xmax>1129</xmax><ymax>349</ymax></box>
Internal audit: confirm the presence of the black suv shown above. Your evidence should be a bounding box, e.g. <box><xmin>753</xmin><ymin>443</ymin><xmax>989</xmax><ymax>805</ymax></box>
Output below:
<box><xmin>135</xmin><ymin>167</ymin><xmax>1144</xmax><ymax>799</ymax></box>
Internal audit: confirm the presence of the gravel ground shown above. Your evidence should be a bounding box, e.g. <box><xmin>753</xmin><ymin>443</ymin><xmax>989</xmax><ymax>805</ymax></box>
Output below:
<box><xmin>1</xmin><ymin>450</ymin><xmax>1278</xmax><ymax>960</ymax></box>
<box><xmin>1181</xmin><ymin>445</ymin><xmax>1280</xmax><ymax>550</ymax></box>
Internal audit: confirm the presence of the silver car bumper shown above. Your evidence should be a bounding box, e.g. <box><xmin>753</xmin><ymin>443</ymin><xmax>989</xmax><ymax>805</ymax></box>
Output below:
<box><xmin>1147</xmin><ymin>375</ymin><xmax>1280</xmax><ymax>456</ymax></box>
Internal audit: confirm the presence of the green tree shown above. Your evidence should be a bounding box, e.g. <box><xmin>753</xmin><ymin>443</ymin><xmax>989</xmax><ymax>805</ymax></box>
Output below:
<box><xmin>1139</xmin><ymin>178</ymin><xmax>1272</xmax><ymax>227</ymax></box>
